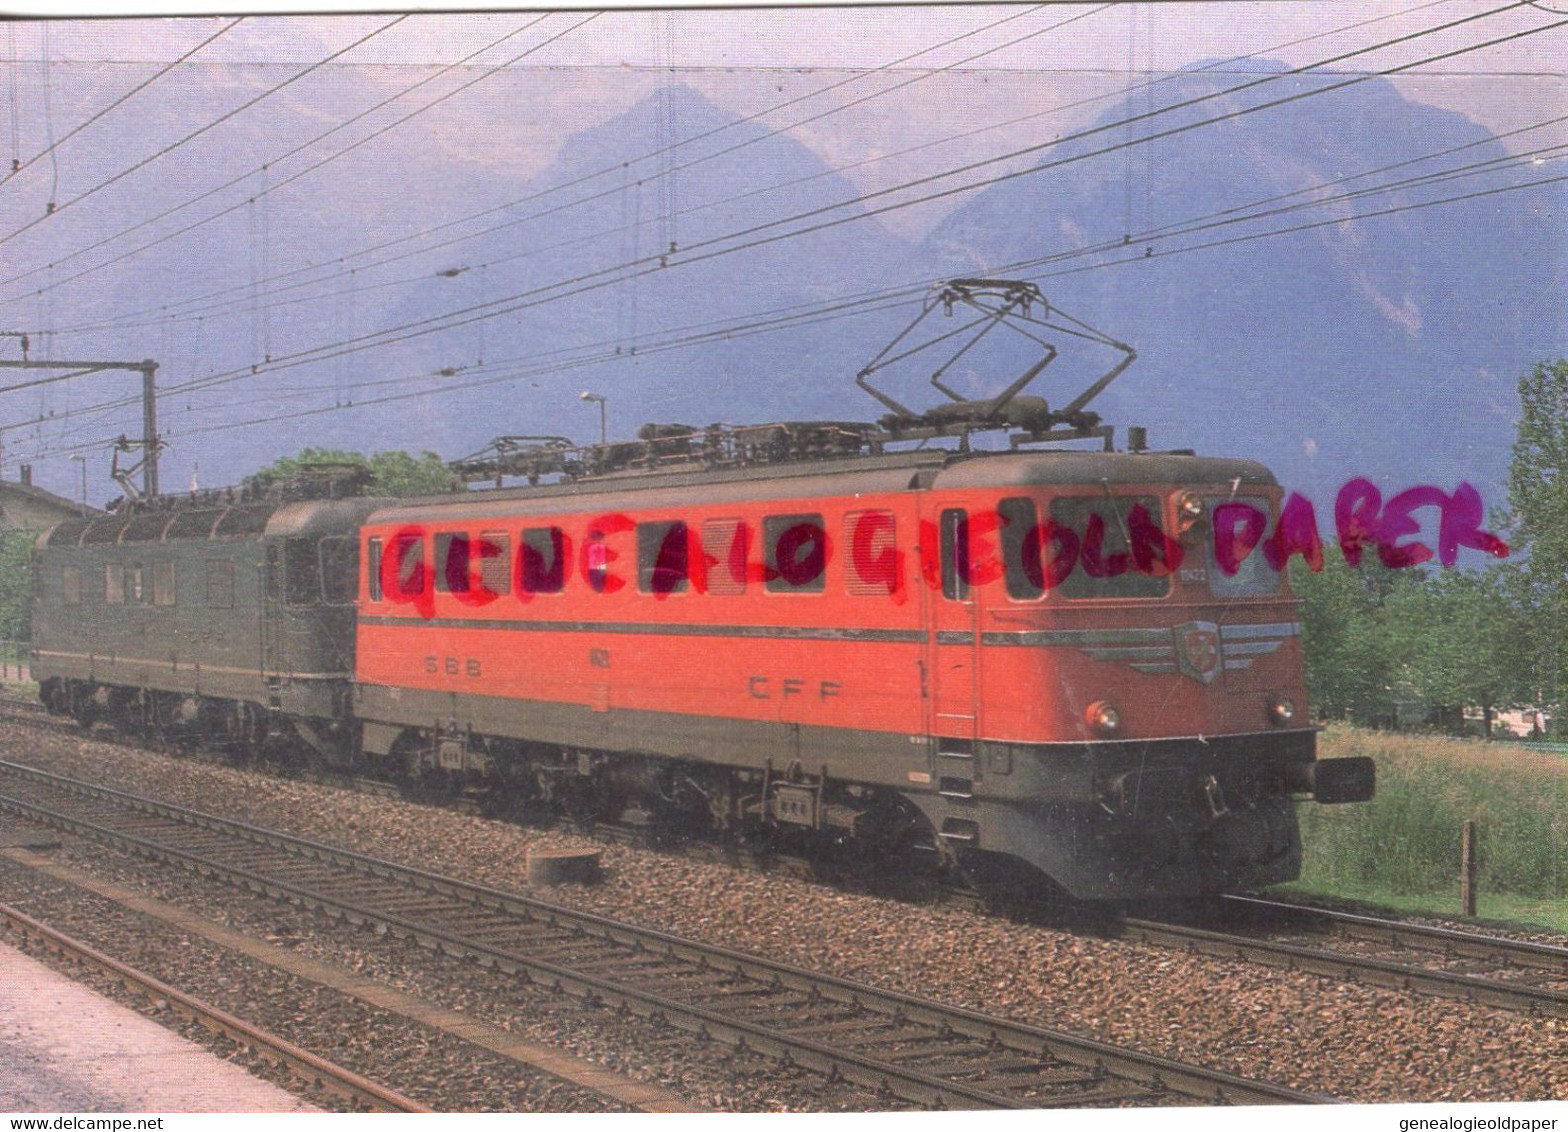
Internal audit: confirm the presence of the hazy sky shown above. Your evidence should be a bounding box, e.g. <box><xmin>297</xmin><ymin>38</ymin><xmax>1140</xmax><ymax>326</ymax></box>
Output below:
<box><xmin>0</xmin><ymin>2</ymin><xmax>1561</xmax><ymax>495</ymax></box>
<box><xmin>9</xmin><ymin>4</ymin><xmax>1561</xmax><ymax>168</ymax></box>
<box><xmin>13</xmin><ymin>4</ymin><xmax>1567</xmax><ymax>74</ymax></box>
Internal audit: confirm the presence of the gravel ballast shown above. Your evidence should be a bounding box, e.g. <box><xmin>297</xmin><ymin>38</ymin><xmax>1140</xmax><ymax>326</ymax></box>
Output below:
<box><xmin>3</xmin><ymin>721</ymin><xmax>1564</xmax><ymax>1105</ymax></box>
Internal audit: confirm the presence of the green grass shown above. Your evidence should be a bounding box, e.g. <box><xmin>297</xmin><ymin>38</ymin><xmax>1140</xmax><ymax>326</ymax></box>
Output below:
<box><xmin>1289</xmin><ymin>724</ymin><xmax>1568</xmax><ymax>931</ymax></box>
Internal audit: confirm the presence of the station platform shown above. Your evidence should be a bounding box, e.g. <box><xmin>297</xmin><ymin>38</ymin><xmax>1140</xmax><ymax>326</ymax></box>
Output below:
<box><xmin>0</xmin><ymin>939</ymin><xmax>318</xmax><ymax>1112</ymax></box>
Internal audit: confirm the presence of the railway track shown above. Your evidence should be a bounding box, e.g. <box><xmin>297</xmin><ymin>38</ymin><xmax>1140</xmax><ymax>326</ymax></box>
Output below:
<box><xmin>1123</xmin><ymin>896</ymin><xmax>1568</xmax><ymax>1019</ymax></box>
<box><xmin>7</xmin><ymin>696</ymin><xmax>1562</xmax><ymax>1024</ymax></box>
<box><xmin>0</xmin><ymin>900</ymin><xmax>430</xmax><ymax>1113</ymax></box>
<box><xmin>0</xmin><ymin>758</ymin><xmax>1325</xmax><ymax>1110</ymax></box>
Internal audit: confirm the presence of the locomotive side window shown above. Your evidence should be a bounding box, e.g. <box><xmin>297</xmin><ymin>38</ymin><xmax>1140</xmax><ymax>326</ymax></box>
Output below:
<box><xmin>319</xmin><ymin>537</ymin><xmax>359</xmax><ymax>605</ymax></box>
<box><xmin>638</xmin><ymin>521</ymin><xmax>689</xmax><ymax>595</ymax></box>
<box><xmin>367</xmin><ymin>537</ymin><xmax>383</xmax><ymax>601</ymax></box>
<box><xmin>520</xmin><ymin>527</ymin><xmax>565</xmax><ymax>594</ymax></box>
<box><xmin>206</xmin><ymin>559</ymin><xmax>235</xmax><ymax>608</ymax></box>
<box><xmin>1049</xmin><ymin>495</ymin><xmax>1169</xmax><ymax>600</ymax></box>
<box><xmin>939</xmin><ymin>508</ymin><xmax>969</xmax><ymax>601</ymax></box>
<box><xmin>845</xmin><ymin>510</ymin><xmax>897</xmax><ymax>596</ymax></box>
<box><xmin>435</xmin><ymin>532</ymin><xmax>469</xmax><ymax>594</ymax></box>
<box><xmin>479</xmin><ymin>531</ymin><xmax>510</xmax><ymax>596</ymax></box>
<box><xmin>389</xmin><ymin>535</ymin><xmax>425</xmax><ymax>597</ymax></box>
<box><xmin>764</xmin><ymin>513</ymin><xmax>825</xmax><ymax>593</ymax></box>
<box><xmin>702</xmin><ymin>518</ymin><xmax>748</xmax><ymax>596</ymax></box>
<box><xmin>62</xmin><ymin>566</ymin><xmax>81</xmax><ymax>607</ymax></box>
<box><xmin>153</xmin><ymin>561</ymin><xmax>176</xmax><ymax>607</ymax></box>
<box><xmin>129</xmin><ymin>565</ymin><xmax>147</xmax><ymax>604</ymax></box>
<box><xmin>105</xmin><ymin>562</ymin><xmax>125</xmax><ymax>605</ymax></box>
<box><xmin>998</xmin><ymin>497</ymin><xmax>1045</xmax><ymax>601</ymax></box>
<box><xmin>285</xmin><ymin>538</ymin><xmax>323</xmax><ymax>606</ymax></box>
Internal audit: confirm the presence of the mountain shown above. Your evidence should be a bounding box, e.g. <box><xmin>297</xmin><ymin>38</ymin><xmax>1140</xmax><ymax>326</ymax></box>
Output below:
<box><xmin>365</xmin><ymin>83</ymin><xmax>922</xmax><ymax>461</ymax></box>
<box><xmin>919</xmin><ymin>64</ymin><xmax>1565</xmax><ymax>511</ymax></box>
<box><xmin>10</xmin><ymin>67</ymin><xmax>1560</xmax><ymax>518</ymax></box>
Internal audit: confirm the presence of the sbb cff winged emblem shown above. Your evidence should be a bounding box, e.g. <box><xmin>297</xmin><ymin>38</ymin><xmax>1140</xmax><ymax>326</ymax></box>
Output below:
<box><xmin>1175</xmin><ymin>621</ymin><xmax>1221</xmax><ymax>685</ymax></box>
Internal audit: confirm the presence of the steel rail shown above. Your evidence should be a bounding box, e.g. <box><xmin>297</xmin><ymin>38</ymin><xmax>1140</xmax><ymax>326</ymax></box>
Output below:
<box><xmin>0</xmin><ymin>900</ymin><xmax>431</xmax><ymax>1113</ymax></box>
<box><xmin>1121</xmin><ymin>910</ymin><xmax>1568</xmax><ymax>1020</ymax></box>
<box><xmin>1221</xmin><ymin>894</ymin><xmax>1568</xmax><ymax>972</ymax></box>
<box><xmin>0</xmin><ymin>759</ymin><xmax>1327</xmax><ymax>1108</ymax></box>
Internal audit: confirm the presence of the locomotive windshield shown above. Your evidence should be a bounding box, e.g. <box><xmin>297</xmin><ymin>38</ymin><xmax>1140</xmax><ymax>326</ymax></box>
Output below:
<box><xmin>1205</xmin><ymin>495</ymin><xmax>1284</xmax><ymax>598</ymax></box>
<box><xmin>1047</xmin><ymin>495</ymin><xmax>1170</xmax><ymax>600</ymax></box>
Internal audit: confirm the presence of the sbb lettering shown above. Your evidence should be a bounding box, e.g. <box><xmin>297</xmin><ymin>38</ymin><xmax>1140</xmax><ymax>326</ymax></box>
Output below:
<box><xmin>425</xmin><ymin>656</ymin><xmax>482</xmax><ymax>678</ymax></box>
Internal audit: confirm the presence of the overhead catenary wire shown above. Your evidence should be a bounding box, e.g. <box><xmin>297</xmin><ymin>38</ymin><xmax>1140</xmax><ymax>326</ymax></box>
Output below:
<box><xmin>0</xmin><ymin>12</ymin><xmax>565</xmax><ymax>300</ymax></box>
<box><xmin>7</xmin><ymin>3</ymin><xmax>1087</xmax><ymax>319</ymax></box>
<box><xmin>71</xmin><ymin>0</ymin><xmax>1532</xmax><ymax>356</ymax></box>
<box><xmin>19</xmin><ymin>148</ymin><xmax>1565</xmax><ymax>464</ymax></box>
<box><xmin>7</xmin><ymin>4</ymin><xmax>1562</xmax><ymax>457</ymax></box>
<box><xmin>0</xmin><ymin>15</ymin><xmax>409</xmax><ymax>247</ymax></box>
<box><xmin>20</xmin><ymin>0</ymin><xmax>1563</xmax><ymax>456</ymax></box>
<box><xmin>0</xmin><ymin>18</ymin><xmax>242</xmax><ymax>189</ymax></box>
<box><xmin>50</xmin><ymin>0</ymin><xmax>1464</xmax><ymax>340</ymax></box>
<box><xmin>57</xmin><ymin>166</ymin><xmax>1561</xmax><ymax>458</ymax></box>
<box><xmin>137</xmin><ymin>4</ymin><xmax>1560</xmax><ymax>400</ymax></box>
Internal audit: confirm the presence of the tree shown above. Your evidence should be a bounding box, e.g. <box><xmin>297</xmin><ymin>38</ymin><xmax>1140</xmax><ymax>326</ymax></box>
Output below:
<box><xmin>1505</xmin><ymin>358</ymin><xmax>1568</xmax><ymax>727</ymax></box>
<box><xmin>0</xmin><ymin>530</ymin><xmax>35</xmax><ymax>642</ymax></box>
<box><xmin>1291</xmin><ymin>555</ymin><xmax>1404</xmax><ymax>726</ymax></box>
<box><xmin>247</xmin><ymin>447</ymin><xmax>461</xmax><ymax>497</ymax></box>
<box><xmin>1386</xmin><ymin>567</ymin><xmax>1522</xmax><ymax>735</ymax></box>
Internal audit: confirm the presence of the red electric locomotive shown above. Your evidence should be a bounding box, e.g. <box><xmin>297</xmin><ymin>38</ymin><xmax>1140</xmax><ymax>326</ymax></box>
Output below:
<box><xmin>30</xmin><ymin>280</ymin><xmax>1373</xmax><ymax>901</ymax></box>
<box><xmin>347</xmin><ymin>281</ymin><xmax>1374</xmax><ymax>900</ymax></box>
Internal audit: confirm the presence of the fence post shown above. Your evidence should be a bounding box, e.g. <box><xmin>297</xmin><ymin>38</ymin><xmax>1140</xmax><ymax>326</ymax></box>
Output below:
<box><xmin>1460</xmin><ymin>820</ymin><xmax>1478</xmax><ymax>917</ymax></box>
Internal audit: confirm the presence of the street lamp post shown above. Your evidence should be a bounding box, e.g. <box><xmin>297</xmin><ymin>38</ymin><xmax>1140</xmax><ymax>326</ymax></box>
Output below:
<box><xmin>580</xmin><ymin>391</ymin><xmax>607</xmax><ymax>445</ymax></box>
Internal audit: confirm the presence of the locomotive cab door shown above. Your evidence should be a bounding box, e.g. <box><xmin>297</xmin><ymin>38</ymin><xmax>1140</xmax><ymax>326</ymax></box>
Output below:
<box><xmin>924</xmin><ymin>504</ymin><xmax>981</xmax><ymax>808</ymax></box>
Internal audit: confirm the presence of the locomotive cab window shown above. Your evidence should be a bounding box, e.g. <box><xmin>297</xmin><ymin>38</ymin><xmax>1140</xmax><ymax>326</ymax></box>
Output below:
<box><xmin>1049</xmin><ymin>495</ymin><xmax>1170</xmax><ymax>600</ymax></box>
<box><xmin>285</xmin><ymin>538</ymin><xmax>323</xmax><ymax>606</ymax></box>
<box><xmin>998</xmin><ymin>497</ymin><xmax>1044</xmax><ymax>601</ymax></box>
<box><xmin>319</xmin><ymin>536</ymin><xmax>358</xmax><ymax>606</ymax></box>
<box><xmin>638</xmin><ymin>521</ymin><xmax>689</xmax><ymax>595</ymax></box>
<box><xmin>62</xmin><ymin>566</ymin><xmax>81</xmax><ymax>607</ymax></box>
<box><xmin>520</xmin><ymin>527</ymin><xmax>565</xmax><ymax>594</ymax></box>
<box><xmin>105</xmin><ymin>562</ymin><xmax>125</xmax><ymax>605</ymax></box>
<box><xmin>1206</xmin><ymin>496</ymin><xmax>1284</xmax><ymax>598</ymax></box>
<box><xmin>128</xmin><ymin>565</ymin><xmax>147</xmax><ymax>604</ymax></box>
<box><xmin>764</xmin><ymin>513</ymin><xmax>825</xmax><ymax>593</ymax></box>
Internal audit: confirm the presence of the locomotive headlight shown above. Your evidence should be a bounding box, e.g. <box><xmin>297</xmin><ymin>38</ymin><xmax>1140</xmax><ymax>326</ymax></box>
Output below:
<box><xmin>1085</xmin><ymin>700</ymin><xmax>1122</xmax><ymax>737</ymax></box>
<box><xmin>1267</xmin><ymin>695</ymin><xmax>1297</xmax><ymax>727</ymax></box>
